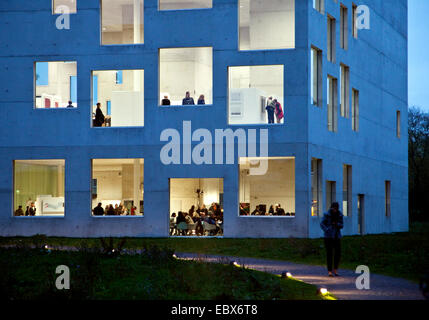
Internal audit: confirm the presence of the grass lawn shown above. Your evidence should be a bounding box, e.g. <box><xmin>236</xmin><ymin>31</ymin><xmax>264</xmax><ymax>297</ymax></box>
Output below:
<box><xmin>0</xmin><ymin>247</ymin><xmax>328</xmax><ymax>300</ymax></box>
<box><xmin>1</xmin><ymin>222</ymin><xmax>428</xmax><ymax>282</ymax></box>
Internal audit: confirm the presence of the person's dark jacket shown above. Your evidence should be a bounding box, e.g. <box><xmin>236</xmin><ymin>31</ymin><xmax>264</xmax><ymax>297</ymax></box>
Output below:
<box><xmin>197</xmin><ymin>99</ymin><xmax>205</xmax><ymax>105</ymax></box>
<box><xmin>14</xmin><ymin>208</ymin><xmax>24</xmax><ymax>216</ymax></box>
<box><xmin>276</xmin><ymin>207</ymin><xmax>285</xmax><ymax>216</ymax></box>
<box><xmin>176</xmin><ymin>213</ymin><xmax>187</xmax><ymax>225</ymax></box>
<box><xmin>94</xmin><ymin>107</ymin><xmax>105</xmax><ymax>127</ymax></box>
<box><xmin>182</xmin><ymin>97</ymin><xmax>195</xmax><ymax>105</ymax></box>
<box><xmin>162</xmin><ymin>99</ymin><xmax>171</xmax><ymax>105</ymax></box>
<box><xmin>28</xmin><ymin>207</ymin><xmax>36</xmax><ymax>216</ymax></box>
<box><xmin>320</xmin><ymin>209</ymin><xmax>344</xmax><ymax>239</ymax></box>
<box><xmin>106</xmin><ymin>207</ymin><xmax>115</xmax><ymax>216</ymax></box>
<box><xmin>93</xmin><ymin>205</ymin><xmax>104</xmax><ymax>216</ymax></box>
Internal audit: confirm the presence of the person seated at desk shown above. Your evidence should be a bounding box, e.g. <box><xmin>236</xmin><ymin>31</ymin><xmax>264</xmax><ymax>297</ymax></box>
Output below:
<box><xmin>161</xmin><ymin>96</ymin><xmax>171</xmax><ymax>105</ymax></box>
<box><xmin>251</xmin><ymin>205</ymin><xmax>261</xmax><ymax>216</ymax></box>
<box><xmin>203</xmin><ymin>212</ymin><xmax>217</xmax><ymax>225</ymax></box>
<box><xmin>176</xmin><ymin>211</ymin><xmax>187</xmax><ymax>225</ymax></box>
<box><xmin>197</xmin><ymin>94</ymin><xmax>205</xmax><ymax>105</ymax></box>
<box><xmin>182</xmin><ymin>91</ymin><xmax>195</xmax><ymax>105</ymax></box>
<box><xmin>93</xmin><ymin>203</ymin><xmax>104</xmax><ymax>216</ymax></box>
<box><xmin>106</xmin><ymin>205</ymin><xmax>115</xmax><ymax>216</ymax></box>
<box><xmin>275</xmin><ymin>204</ymin><xmax>286</xmax><ymax>216</ymax></box>
<box><xmin>66</xmin><ymin>100</ymin><xmax>74</xmax><ymax>108</ymax></box>
<box><xmin>197</xmin><ymin>204</ymin><xmax>208</xmax><ymax>216</ymax></box>
<box><xmin>268</xmin><ymin>205</ymin><xmax>275</xmax><ymax>215</ymax></box>
<box><xmin>14</xmin><ymin>205</ymin><xmax>24</xmax><ymax>216</ymax></box>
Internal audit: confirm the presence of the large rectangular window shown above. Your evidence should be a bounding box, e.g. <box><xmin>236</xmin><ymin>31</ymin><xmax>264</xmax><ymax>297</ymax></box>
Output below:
<box><xmin>53</xmin><ymin>0</ymin><xmax>77</xmax><ymax>14</ymax></box>
<box><xmin>340</xmin><ymin>4</ymin><xmax>348</xmax><ymax>50</ymax></box>
<box><xmin>170</xmin><ymin>178</ymin><xmax>223</xmax><ymax>236</ymax></box>
<box><xmin>101</xmin><ymin>0</ymin><xmax>144</xmax><ymax>45</ymax></box>
<box><xmin>159</xmin><ymin>47</ymin><xmax>212</xmax><ymax>106</ymax></box>
<box><xmin>35</xmin><ymin>61</ymin><xmax>77</xmax><ymax>109</ymax></box>
<box><xmin>340</xmin><ymin>64</ymin><xmax>350</xmax><ymax>118</ymax></box>
<box><xmin>385</xmin><ymin>181</ymin><xmax>391</xmax><ymax>217</ymax></box>
<box><xmin>239</xmin><ymin>0</ymin><xmax>295</xmax><ymax>51</ymax></box>
<box><xmin>13</xmin><ymin>160</ymin><xmax>65</xmax><ymax>217</ymax></box>
<box><xmin>91</xmin><ymin>69</ymin><xmax>144</xmax><ymax>127</ymax></box>
<box><xmin>91</xmin><ymin>159</ymin><xmax>144</xmax><ymax>216</ymax></box>
<box><xmin>311</xmin><ymin>158</ymin><xmax>323</xmax><ymax>217</ymax></box>
<box><xmin>159</xmin><ymin>0</ymin><xmax>212</xmax><ymax>10</ymax></box>
<box><xmin>228</xmin><ymin>65</ymin><xmax>284</xmax><ymax>125</ymax></box>
<box><xmin>239</xmin><ymin>157</ymin><xmax>295</xmax><ymax>217</ymax></box>
<box><xmin>327</xmin><ymin>16</ymin><xmax>336</xmax><ymax>62</ymax></box>
<box><xmin>342</xmin><ymin>164</ymin><xmax>352</xmax><ymax>217</ymax></box>
<box><xmin>352</xmin><ymin>88</ymin><xmax>359</xmax><ymax>131</ymax></box>
<box><xmin>311</xmin><ymin>47</ymin><xmax>322</xmax><ymax>106</ymax></box>
<box><xmin>327</xmin><ymin>75</ymin><xmax>338</xmax><ymax>132</ymax></box>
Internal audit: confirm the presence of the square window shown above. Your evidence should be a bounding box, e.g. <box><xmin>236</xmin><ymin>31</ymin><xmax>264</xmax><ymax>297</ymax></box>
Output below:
<box><xmin>239</xmin><ymin>0</ymin><xmax>295</xmax><ymax>51</ymax></box>
<box><xmin>159</xmin><ymin>47</ymin><xmax>212</xmax><ymax>106</ymax></box>
<box><xmin>92</xmin><ymin>69</ymin><xmax>144</xmax><ymax>127</ymax></box>
<box><xmin>239</xmin><ymin>157</ymin><xmax>295</xmax><ymax>217</ymax></box>
<box><xmin>170</xmin><ymin>178</ymin><xmax>223</xmax><ymax>236</ymax></box>
<box><xmin>35</xmin><ymin>61</ymin><xmax>77</xmax><ymax>109</ymax></box>
<box><xmin>159</xmin><ymin>0</ymin><xmax>212</xmax><ymax>10</ymax></box>
<box><xmin>14</xmin><ymin>160</ymin><xmax>65</xmax><ymax>217</ymax></box>
<box><xmin>53</xmin><ymin>0</ymin><xmax>77</xmax><ymax>14</ymax></box>
<box><xmin>228</xmin><ymin>65</ymin><xmax>284</xmax><ymax>125</ymax></box>
<box><xmin>101</xmin><ymin>0</ymin><xmax>144</xmax><ymax>45</ymax></box>
<box><xmin>92</xmin><ymin>159</ymin><xmax>144</xmax><ymax>216</ymax></box>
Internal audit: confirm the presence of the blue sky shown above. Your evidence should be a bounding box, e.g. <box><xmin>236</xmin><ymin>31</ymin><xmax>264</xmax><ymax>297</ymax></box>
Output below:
<box><xmin>408</xmin><ymin>0</ymin><xmax>429</xmax><ymax>111</ymax></box>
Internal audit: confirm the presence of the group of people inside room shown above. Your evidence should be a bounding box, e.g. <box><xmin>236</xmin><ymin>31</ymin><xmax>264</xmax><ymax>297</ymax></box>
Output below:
<box><xmin>170</xmin><ymin>203</ymin><xmax>223</xmax><ymax>236</ymax></box>
<box><xmin>239</xmin><ymin>203</ymin><xmax>295</xmax><ymax>217</ymax></box>
<box><xmin>161</xmin><ymin>91</ymin><xmax>207</xmax><ymax>106</ymax></box>
<box><xmin>265</xmin><ymin>96</ymin><xmax>284</xmax><ymax>124</ymax></box>
<box><xmin>92</xmin><ymin>202</ymin><xmax>140</xmax><ymax>216</ymax></box>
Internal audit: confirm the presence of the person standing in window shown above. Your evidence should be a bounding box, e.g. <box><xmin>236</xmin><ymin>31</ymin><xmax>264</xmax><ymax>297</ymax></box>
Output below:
<box><xmin>161</xmin><ymin>96</ymin><xmax>171</xmax><ymax>105</ymax></box>
<box><xmin>66</xmin><ymin>101</ymin><xmax>74</xmax><ymax>108</ymax></box>
<box><xmin>182</xmin><ymin>91</ymin><xmax>195</xmax><ymax>105</ymax></box>
<box><xmin>94</xmin><ymin>103</ymin><xmax>105</xmax><ymax>127</ymax></box>
<box><xmin>320</xmin><ymin>202</ymin><xmax>344</xmax><ymax>277</ymax></box>
<box><xmin>93</xmin><ymin>203</ymin><xmax>104</xmax><ymax>216</ymax></box>
<box><xmin>28</xmin><ymin>202</ymin><xmax>36</xmax><ymax>216</ymax></box>
<box><xmin>274</xmin><ymin>99</ymin><xmax>284</xmax><ymax>123</ymax></box>
<box><xmin>197</xmin><ymin>94</ymin><xmax>205</xmax><ymax>105</ymax></box>
<box><xmin>266</xmin><ymin>96</ymin><xmax>275</xmax><ymax>124</ymax></box>
<box><xmin>14</xmin><ymin>206</ymin><xmax>24</xmax><ymax>216</ymax></box>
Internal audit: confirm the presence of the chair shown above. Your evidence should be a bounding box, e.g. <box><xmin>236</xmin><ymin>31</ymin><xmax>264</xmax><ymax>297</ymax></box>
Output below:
<box><xmin>187</xmin><ymin>223</ymin><xmax>197</xmax><ymax>235</ymax></box>
<box><xmin>202</xmin><ymin>221</ymin><xmax>218</xmax><ymax>236</ymax></box>
<box><xmin>169</xmin><ymin>221</ymin><xmax>176</xmax><ymax>236</ymax></box>
<box><xmin>176</xmin><ymin>222</ymin><xmax>188</xmax><ymax>236</ymax></box>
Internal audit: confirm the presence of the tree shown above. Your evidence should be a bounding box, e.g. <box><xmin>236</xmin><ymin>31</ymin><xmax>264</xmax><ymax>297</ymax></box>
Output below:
<box><xmin>408</xmin><ymin>107</ymin><xmax>429</xmax><ymax>221</ymax></box>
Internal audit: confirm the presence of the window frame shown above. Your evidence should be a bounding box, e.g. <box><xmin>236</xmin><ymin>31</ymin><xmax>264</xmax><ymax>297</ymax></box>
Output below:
<box><xmin>158</xmin><ymin>0</ymin><xmax>213</xmax><ymax>11</ymax></box>
<box><xmin>311</xmin><ymin>46</ymin><xmax>323</xmax><ymax>107</ymax></box>
<box><xmin>52</xmin><ymin>0</ymin><xmax>77</xmax><ymax>15</ymax></box>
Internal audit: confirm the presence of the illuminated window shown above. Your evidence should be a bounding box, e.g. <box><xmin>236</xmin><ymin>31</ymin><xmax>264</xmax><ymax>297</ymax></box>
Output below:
<box><xmin>340</xmin><ymin>64</ymin><xmax>350</xmax><ymax>117</ymax></box>
<box><xmin>101</xmin><ymin>0</ymin><xmax>144</xmax><ymax>45</ymax></box>
<box><xmin>342</xmin><ymin>164</ymin><xmax>352</xmax><ymax>217</ymax></box>
<box><xmin>159</xmin><ymin>0</ymin><xmax>212</xmax><ymax>10</ymax></box>
<box><xmin>311</xmin><ymin>47</ymin><xmax>322</xmax><ymax>106</ymax></box>
<box><xmin>91</xmin><ymin>159</ymin><xmax>144</xmax><ymax>216</ymax></box>
<box><xmin>53</xmin><ymin>0</ymin><xmax>77</xmax><ymax>14</ymax></box>
<box><xmin>239</xmin><ymin>0</ymin><xmax>295</xmax><ymax>51</ymax></box>
<box><xmin>239</xmin><ymin>157</ymin><xmax>295</xmax><ymax>217</ymax></box>
<box><xmin>159</xmin><ymin>47</ymin><xmax>212</xmax><ymax>106</ymax></box>
<box><xmin>91</xmin><ymin>69</ymin><xmax>144</xmax><ymax>127</ymax></box>
<box><xmin>313</xmin><ymin>0</ymin><xmax>324</xmax><ymax>13</ymax></box>
<box><xmin>14</xmin><ymin>160</ymin><xmax>65</xmax><ymax>217</ymax></box>
<box><xmin>311</xmin><ymin>158</ymin><xmax>322</xmax><ymax>217</ymax></box>
<box><xmin>35</xmin><ymin>61</ymin><xmax>77</xmax><ymax>109</ymax></box>
<box><xmin>228</xmin><ymin>65</ymin><xmax>284</xmax><ymax>125</ymax></box>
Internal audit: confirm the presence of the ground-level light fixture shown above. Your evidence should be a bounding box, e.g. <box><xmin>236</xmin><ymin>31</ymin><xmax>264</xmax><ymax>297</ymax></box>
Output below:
<box><xmin>230</xmin><ymin>261</ymin><xmax>240</xmax><ymax>267</ymax></box>
<box><xmin>317</xmin><ymin>288</ymin><xmax>329</xmax><ymax>296</ymax></box>
<box><xmin>281</xmin><ymin>271</ymin><xmax>293</xmax><ymax>279</ymax></box>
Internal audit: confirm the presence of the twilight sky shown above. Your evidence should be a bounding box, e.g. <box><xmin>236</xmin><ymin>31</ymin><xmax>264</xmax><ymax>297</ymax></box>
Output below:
<box><xmin>408</xmin><ymin>0</ymin><xmax>429</xmax><ymax>111</ymax></box>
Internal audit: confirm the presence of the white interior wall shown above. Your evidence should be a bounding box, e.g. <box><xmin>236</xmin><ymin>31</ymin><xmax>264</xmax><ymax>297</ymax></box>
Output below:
<box><xmin>240</xmin><ymin>0</ymin><xmax>295</xmax><ymax>50</ymax></box>
<box><xmin>240</xmin><ymin>159</ymin><xmax>295</xmax><ymax>214</ymax></box>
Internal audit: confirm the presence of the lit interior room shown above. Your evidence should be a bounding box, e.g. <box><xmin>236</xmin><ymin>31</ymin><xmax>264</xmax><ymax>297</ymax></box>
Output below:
<box><xmin>229</xmin><ymin>65</ymin><xmax>284</xmax><ymax>124</ymax></box>
<box><xmin>101</xmin><ymin>0</ymin><xmax>144</xmax><ymax>45</ymax></box>
<box><xmin>91</xmin><ymin>159</ymin><xmax>144</xmax><ymax>216</ymax></box>
<box><xmin>158</xmin><ymin>0</ymin><xmax>212</xmax><ymax>10</ymax></box>
<box><xmin>35</xmin><ymin>61</ymin><xmax>77</xmax><ymax>108</ymax></box>
<box><xmin>13</xmin><ymin>160</ymin><xmax>65</xmax><ymax>217</ymax></box>
<box><xmin>239</xmin><ymin>0</ymin><xmax>295</xmax><ymax>51</ymax></box>
<box><xmin>159</xmin><ymin>47</ymin><xmax>213</xmax><ymax>106</ymax></box>
<box><xmin>53</xmin><ymin>0</ymin><xmax>77</xmax><ymax>13</ymax></box>
<box><xmin>239</xmin><ymin>157</ymin><xmax>295</xmax><ymax>216</ymax></box>
<box><xmin>92</xmin><ymin>69</ymin><xmax>144</xmax><ymax>127</ymax></box>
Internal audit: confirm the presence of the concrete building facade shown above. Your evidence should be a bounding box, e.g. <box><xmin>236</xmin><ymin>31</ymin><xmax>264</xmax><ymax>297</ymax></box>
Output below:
<box><xmin>0</xmin><ymin>0</ymin><xmax>408</xmax><ymax>238</ymax></box>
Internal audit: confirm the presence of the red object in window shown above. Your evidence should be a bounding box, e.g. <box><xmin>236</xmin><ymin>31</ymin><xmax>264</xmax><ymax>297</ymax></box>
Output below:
<box><xmin>55</xmin><ymin>102</ymin><xmax>59</xmax><ymax>108</ymax></box>
<box><xmin>44</xmin><ymin>98</ymin><xmax>51</xmax><ymax>108</ymax></box>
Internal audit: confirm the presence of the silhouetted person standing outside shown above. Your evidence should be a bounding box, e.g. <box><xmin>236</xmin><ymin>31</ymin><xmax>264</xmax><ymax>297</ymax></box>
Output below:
<box><xmin>320</xmin><ymin>202</ymin><xmax>344</xmax><ymax>277</ymax></box>
<box><xmin>94</xmin><ymin>103</ymin><xmax>105</xmax><ymax>127</ymax></box>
